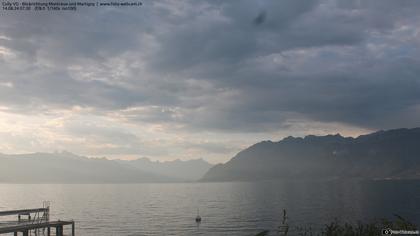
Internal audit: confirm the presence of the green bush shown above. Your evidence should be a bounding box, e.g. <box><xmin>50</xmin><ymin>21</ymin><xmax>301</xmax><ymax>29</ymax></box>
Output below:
<box><xmin>255</xmin><ymin>215</ymin><xmax>417</xmax><ymax>236</ymax></box>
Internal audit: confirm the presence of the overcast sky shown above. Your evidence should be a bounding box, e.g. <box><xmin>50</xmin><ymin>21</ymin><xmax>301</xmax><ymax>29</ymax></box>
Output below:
<box><xmin>0</xmin><ymin>0</ymin><xmax>419</xmax><ymax>163</ymax></box>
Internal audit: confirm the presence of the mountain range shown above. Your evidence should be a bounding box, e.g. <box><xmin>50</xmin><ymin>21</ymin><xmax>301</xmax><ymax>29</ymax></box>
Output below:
<box><xmin>2</xmin><ymin>128</ymin><xmax>419</xmax><ymax>183</ymax></box>
<box><xmin>0</xmin><ymin>152</ymin><xmax>212</xmax><ymax>183</ymax></box>
<box><xmin>201</xmin><ymin>128</ymin><xmax>420</xmax><ymax>181</ymax></box>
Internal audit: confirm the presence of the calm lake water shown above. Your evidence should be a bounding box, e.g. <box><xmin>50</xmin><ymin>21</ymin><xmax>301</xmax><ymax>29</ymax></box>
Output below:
<box><xmin>0</xmin><ymin>180</ymin><xmax>419</xmax><ymax>235</ymax></box>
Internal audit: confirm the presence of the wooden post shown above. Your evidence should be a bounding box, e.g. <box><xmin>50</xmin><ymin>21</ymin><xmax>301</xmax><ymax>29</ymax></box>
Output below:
<box><xmin>56</xmin><ymin>226</ymin><xmax>63</xmax><ymax>236</ymax></box>
<box><xmin>22</xmin><ymin>230</ymin><xmax>28</xmax><ymax>236</ymax></box>
<box><xmin>72</xmin><ymin>221</ymin><xmax>75</xmax><ymax>236</ymax></box>
<box><xmin>47</xmin><ymin>227</ymin><xmax>51</xmax><ymax>236</ymax></box>
<box><xmin>14</xmin><ymin>232</ymin><xmax>17</xmax><ymax>236</ymax></box>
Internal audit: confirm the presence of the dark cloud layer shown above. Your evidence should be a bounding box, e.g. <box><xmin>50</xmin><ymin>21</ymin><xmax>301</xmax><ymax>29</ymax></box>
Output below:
<box><xmin>1</xmin><ymin>0</ymin><xmax>420</xmax><ymax>134</ymax></box>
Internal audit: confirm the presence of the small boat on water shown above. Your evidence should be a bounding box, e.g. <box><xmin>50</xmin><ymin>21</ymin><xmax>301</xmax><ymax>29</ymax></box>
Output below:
<box><xmin>195</xmin><ymin>208</ymin><xmax>202</xmax><ymax>223</ymax></box>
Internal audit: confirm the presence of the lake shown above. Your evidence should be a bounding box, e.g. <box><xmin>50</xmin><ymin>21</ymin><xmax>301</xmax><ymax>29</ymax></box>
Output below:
<box><xmin>0</xmin><ymin>180</ymin><xmax>419</xmax><ymax>235</ymax></box>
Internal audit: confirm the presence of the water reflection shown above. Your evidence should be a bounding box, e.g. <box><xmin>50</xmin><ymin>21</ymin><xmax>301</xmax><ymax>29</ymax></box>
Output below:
<box><xmin>0</xmin><ymin>180</ymin><xmax>418</xmax><ymax>235</ymax></box>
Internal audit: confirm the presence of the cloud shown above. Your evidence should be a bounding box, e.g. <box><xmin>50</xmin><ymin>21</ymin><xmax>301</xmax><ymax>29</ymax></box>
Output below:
<box><xmin>0</xmin><ymin>0</ymin><xmax>420</xmax><ymax>161</ymax></box>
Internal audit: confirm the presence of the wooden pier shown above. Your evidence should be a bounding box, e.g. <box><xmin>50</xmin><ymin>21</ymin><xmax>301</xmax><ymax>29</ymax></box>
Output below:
<box><xmin>0</xmin><ymin>207</ymin><xmax>75</xmax><ymax>236</ymax></box>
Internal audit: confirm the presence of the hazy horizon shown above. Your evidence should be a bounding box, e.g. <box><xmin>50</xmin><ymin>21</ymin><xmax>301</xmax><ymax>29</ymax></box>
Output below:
<box><xmin>0</xmin><ymin>150</ymin><xmax>215</xmax><ymax>163</ymax></box>
<box><xmin>0</xmin><ymin>127</ymin><xmax>415</xmax><ymax>165</ymax></box>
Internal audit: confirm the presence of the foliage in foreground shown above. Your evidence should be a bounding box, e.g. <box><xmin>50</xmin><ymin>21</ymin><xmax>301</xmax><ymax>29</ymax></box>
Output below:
<box><xmin>256</xmin><ymin>214</ymin><xmax>417</xmax><ymax>236</ymax></box>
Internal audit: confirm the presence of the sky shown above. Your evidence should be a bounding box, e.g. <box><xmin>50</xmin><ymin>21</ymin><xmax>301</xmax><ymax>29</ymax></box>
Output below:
<box><xmin>0</xmin><ymin>0</ymin><xmax>420</xmax><ymax>163</ymax></box>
